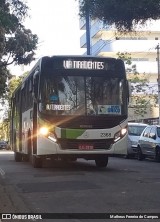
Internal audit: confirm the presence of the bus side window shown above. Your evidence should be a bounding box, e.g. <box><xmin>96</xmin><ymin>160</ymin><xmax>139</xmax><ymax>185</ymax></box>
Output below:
<box><xmin>29</xmin><ymin>78</ymin><xmax>33</xmax><ymax>93</ymax></box>
<box><xmin>33</xmin><ymin>75</ymin><xmax>39</xmax><ymax>100</ymax></box>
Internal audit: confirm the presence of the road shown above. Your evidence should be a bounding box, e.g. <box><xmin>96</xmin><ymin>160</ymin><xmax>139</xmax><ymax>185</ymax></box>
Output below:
<box><xmin>0</xmin><ymin>150</ymin><xmax>160</xmax><ymax>222</ymax></box>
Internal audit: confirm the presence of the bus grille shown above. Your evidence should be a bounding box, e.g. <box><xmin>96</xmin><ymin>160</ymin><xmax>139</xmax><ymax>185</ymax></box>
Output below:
<box><xmin>58</xmin><ymin>139</ymin><xmax>113</xmax><ymax>150</ymax></box>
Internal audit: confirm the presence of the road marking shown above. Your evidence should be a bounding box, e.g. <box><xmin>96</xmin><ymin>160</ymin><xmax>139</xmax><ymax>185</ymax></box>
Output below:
<box><xmin>0</xmin><ymin>167</ymin><xmax>5</xmax><ymax>179</ymax></box>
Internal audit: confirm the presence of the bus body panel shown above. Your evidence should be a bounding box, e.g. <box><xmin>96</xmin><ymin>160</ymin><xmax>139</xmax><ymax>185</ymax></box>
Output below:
<box><xmin>35</xmin><ymin>132</ymin><xmax>127</xmax><ymax>156</ymax></box>
<box><xmin>37</xmin><ymin>136</ymin><xmax>58</xmax><ymax>155</ymax></box>
<box><xmin>35</xmin><ymin>119</ymin><xmax>127</xmax><ymax>155</ymax></box>
<box><xmin>55</xmin><ymin>119</ymin><xmax>127</xmax><ymax>140</ymax></box>
<box><xmin>55</xmin><ymin>125</ymin><xmax>119</xmax><ymax>140</ymax></box>
<box><xmin>113</xmin><ymin>134</ymin><xmax>128</xmax><ymax>155</ymax></box>
<box><xmin>21</xmin><ymin>109</ymin><xmax>33</xmax><ymax>154</ymax></box>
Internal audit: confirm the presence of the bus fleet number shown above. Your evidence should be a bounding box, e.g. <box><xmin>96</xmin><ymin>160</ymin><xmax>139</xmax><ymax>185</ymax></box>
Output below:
<box><xmin>100</xmin><ymin>133</ymin><xmax>111</xmax><ymax>138</ymax></box>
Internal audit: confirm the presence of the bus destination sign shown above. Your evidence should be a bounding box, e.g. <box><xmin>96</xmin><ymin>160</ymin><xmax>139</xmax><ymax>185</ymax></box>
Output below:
<box><xmin>63</xmin><ymin>60</ymin><xmax>105</xmax><ymax>70</ymax></box>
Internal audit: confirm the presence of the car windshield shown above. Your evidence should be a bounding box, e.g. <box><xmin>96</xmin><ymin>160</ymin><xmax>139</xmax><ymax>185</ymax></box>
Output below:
<box><xmin>128</xmin><ymin>125</ymin><xmax>147</xmax><ymax>136</ymax></box>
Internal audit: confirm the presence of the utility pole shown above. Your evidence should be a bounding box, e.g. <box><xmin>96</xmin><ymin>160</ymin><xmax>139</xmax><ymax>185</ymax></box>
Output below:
<box><xmin>156</xmin><ymin>44</ymin><xmax>160</xmax><ymax>124</ymax></box>
<box><xmin>86</xmin><ymin>6</ymin><xmax>91</xmax><ymax>55</ymax></box>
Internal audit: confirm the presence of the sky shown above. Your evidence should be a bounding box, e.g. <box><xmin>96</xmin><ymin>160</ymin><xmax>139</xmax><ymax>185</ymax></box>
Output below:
<box><xmin>9</xmin><ymin>0</ymin><xmax>160</xmax><ymax>76</ymax></box>
<box><xmin>9</xmin><ymin>0</ymin><xmax>85</xmax><ymax>75</ymax></box>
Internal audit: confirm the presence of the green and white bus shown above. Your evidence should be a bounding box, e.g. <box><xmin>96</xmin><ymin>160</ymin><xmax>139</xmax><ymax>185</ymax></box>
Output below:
<box><xmin>10</xmin><ymin>55</ymin><xmax>129</xmax><ymax>168</ymax></box>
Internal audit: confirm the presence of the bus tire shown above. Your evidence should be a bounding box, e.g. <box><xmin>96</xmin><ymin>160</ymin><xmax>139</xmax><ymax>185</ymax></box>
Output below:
<box><xmin>95</xmin><ymin>156</ymin><xmax>108</xmax><ymax>168</ymax></box>
<box><xmin>23</xmin><ymin>154</ymin><xmax>29</xmax><ymax>162</ymax></box>
<box><xmin>15</xmin><ymin>152</ymin><xmax>22</xmax><ymax>162</ymax></box>
<box><xmin>32</xmin><ymin>155</ymin><xmax>43</xmax><ymax>168</ymax></box>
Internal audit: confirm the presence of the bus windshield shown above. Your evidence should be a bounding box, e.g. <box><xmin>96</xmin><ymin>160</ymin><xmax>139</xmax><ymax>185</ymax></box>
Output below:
<box><xmin>40</xmin><ymin>75</ymin><xmax>127</xmax><ymax>116</ymax></box>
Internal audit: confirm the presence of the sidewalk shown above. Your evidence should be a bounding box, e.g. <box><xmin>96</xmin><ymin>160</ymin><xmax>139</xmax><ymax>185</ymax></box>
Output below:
<box><xmin>0</xmin><ymin>176</ymin><xmax>31</xmax><ymax>221</ymax></box>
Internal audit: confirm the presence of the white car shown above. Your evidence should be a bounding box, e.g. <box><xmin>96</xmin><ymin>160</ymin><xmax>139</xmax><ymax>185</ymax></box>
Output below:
<box><xmin>137</xmin><ymin>125</ymin><xmax>160</xmax><ymax>161</ymax></box>
<box><xmin>126</xmin><ymin>122</ymin><xmax>148</xmax><ymax>158</ymax></box>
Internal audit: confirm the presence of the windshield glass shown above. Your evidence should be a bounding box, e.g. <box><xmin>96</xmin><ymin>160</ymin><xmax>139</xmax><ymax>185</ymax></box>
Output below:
<box><xmin>128</xmin><ymin>125</ymin><xmax>147</xmax><ymax>136</ymax></box>
<box><xmin>39</xmin><ymin>75</ymin><xmax>127</xmax><ymax>116</ymax></box>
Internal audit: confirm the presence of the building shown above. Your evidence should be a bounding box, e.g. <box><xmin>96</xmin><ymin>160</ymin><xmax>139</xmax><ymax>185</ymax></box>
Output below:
<box><xmin>80</xmin><ymin>19</ymin><xmax>160</xmax><ymax>123</ymax></box>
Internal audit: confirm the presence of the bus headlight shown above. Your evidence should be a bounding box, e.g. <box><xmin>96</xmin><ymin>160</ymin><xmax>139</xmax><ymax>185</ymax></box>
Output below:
<box><xmin>114</xmin><ymin>128</ymin><xmax>127</xmax><ymax>142</ymax></box>
<box><xmin>114</xmin><ymin>131</ymin><xmax>121</xmax><ymax>142</ymax></box>
<box><xmin>39</xmin><ymin>127</ymin><xmax>57</xmax><ymax>142</ymax></box>
<box><xmin>48</xmin><ymin>133</ymin><xmax>57</xmax><ymax>142</ymax></box>
<box><xmin>39</xmin><ymin>127</ymin><xmax>49</xmax><ymax>136</ymax></box>
<box><xmin>121</xmin><ymin>128</ymin><xmax>127</xmax><ymax>136</ymax></box>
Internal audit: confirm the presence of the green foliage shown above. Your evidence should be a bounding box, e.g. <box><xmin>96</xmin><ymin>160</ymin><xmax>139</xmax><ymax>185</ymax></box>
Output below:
<box><xmin>0</xmin><ymin>118</ymin><xmax>10</xmax><ymax>140</ymax></box>
<box><xmin>8</xmin><ymin>72</ymin><xmax>28</xmax><ymax>100</ymax></box>
<box><xmin>0</xmin><ymin>66</ymin><xmax>10</xmax><ymax>96</ymax></box>
<box><xmin>0</xmin><ymin>0</ymin><xmax>38</xmax><ymax>98</ymax></box>
<box><xmin>0</xmin><ymin>72</ymin><xmax>28</xmax><ymax>140</ymax></box>
<box><xmin>5</xmin><ymin>29</ymin><xmax>38</xmax><ymax>65</ymax></box>
<box><xmin>79</xmin><ymin>0</ymin><xmax>160</xmax><ymax>31</ymax></box>
<box><xmin>117</xmin><ymin>52</ymin><xmax>132</xmax><ymax>65</ymax></box>
<box><xmin>117</xmin><ymin>52</ymin><xmax>158</xmax><ymax>117</ymax></box>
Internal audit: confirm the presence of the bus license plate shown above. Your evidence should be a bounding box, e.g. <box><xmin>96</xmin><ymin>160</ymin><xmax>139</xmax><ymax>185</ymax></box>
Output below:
<box><xmin>78</xmin><ymin>144</ymin><xmax>94</xmax><ymax>150</ymax></box>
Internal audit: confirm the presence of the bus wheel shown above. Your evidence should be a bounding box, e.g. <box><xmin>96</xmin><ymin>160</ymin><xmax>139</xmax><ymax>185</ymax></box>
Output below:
<box><xmin>23</xmin><ymin>154</ymin><xmax>29</xmax><ymax>162</ymax></box>
<box><xmin>95</xmin><ymin>156</ymin><xmax>108</xmax><ymax>168</ymax></box>
<box><xmin>15</xmin><ymin>152</ymin><xmax>22</xmax><ymax>162</ymax></box>
<box><xmin>32</xmin><ymin>155</ymin><xmax>43</xmax><ymax>168</ymax></box>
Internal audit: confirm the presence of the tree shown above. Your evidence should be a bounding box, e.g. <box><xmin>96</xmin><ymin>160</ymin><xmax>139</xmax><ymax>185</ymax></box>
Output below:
<box><xmin>0</xmin><ymin>118</ymin><xmax>10</xmax><ymax>141</ymax></box>
<box><xmin>79</xmin><ymin>0</ymin><xmax>160</xmax><ymax>31</ymax></box>
<box><xmin>0</xmin><ymin>72</ymin><xmax>28</xmax><ymax>141</ymax></box>
<box><xmin>8</xmin><ymin>72</ymin><xmax>28</xmax><ymax>99</ymax></box>
<box><xmin>118</xmin><ymin>52</ymin><xmax>158</xmax><ymax>118</ymax></box>
<box><xmin>0</xmin><ymin>0</ymin><xmax>38</xmax><ymax>98</ymax></box>
<box><xmin>1</xmin><ymin>71</ymin><xmax>28</xmax><ymax>117</ymax></box>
